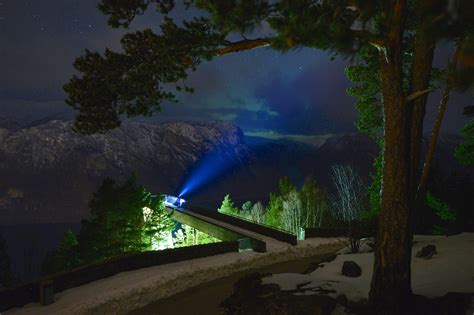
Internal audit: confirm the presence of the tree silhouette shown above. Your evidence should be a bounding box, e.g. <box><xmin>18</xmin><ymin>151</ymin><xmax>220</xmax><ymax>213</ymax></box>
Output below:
<box><xmin>0</xmin><ymin>233</ymin><xmax>13</xmax><ymax>288</ymax></box>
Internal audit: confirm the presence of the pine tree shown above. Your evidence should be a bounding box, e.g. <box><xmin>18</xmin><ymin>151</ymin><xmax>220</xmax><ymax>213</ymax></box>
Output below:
<box><xmin>217</xmin><ymin>194</ymin><xmax>239</xmax><ymax>215</ymax></box>
<box><xmin>42</xmin><ymin>174</ymin><xmax>174</xmax><ymax>274</ymax></box>
<box><xmin>454</xmin><ymin>119</ymin><xmax>474</xmax><ymax>166</ymax></box>
<box><xmin>426</xmin><ymin>191</ymin><xmax>457</xmax><ymax>235</ymax></box>
<box><xmin>42</xmin><ymin>229</ymin><xmax>81</xmax><ymax>275</ymax></box>
<box><xmin>80</xmin><ymin>174</ymin><xmax>173</xmax><ymax>261</ymax></box>
<box><xmin>265</xmin><ymin>192</ymin><xmax>283</xmax><ymax>228</ymax></box>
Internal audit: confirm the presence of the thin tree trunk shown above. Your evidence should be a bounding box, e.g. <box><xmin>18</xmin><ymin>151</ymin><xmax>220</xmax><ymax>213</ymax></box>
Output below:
<box><xmin>408</xmin><ymin>33</ymin><xmax>436</xmax><ymax>204</ymax></box>
<box><xmin>369</xmin><ymin>1</ymin><xmax>414</xmax><ymax>313</ymax></box>
<box><xmin>403</xmin><ymin>28</ymin><xmax>437</xmax><ymax>296</ymax></box>
<box><xmin>417</xmin><ymin>40</ymin><xmax>463</xmax><ymax>198</ymax></box>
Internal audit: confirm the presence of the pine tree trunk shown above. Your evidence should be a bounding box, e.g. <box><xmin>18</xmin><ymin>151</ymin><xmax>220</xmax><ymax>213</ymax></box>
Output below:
<box><xmin>370</xmin><ymin>66</ymin><xmax>413</xmax><ymax>313</ymax></box>
<box><xmin>418</xmin><ymin>40</ymin><xmax>463</xmax><ymax>198</ymax></box>
<box><xmin>406</xmin><ymin>31</ymin><xmax>436</xmax><ymax>284</ymax></box>
<box><xmin>369</xmin><ymin>1</ymin><xmax>414</xmax><ymax>312</ymax></box>
<box><xmin>409</xmin><ymin>34</ymin><xmax>436</xmax><ymax>203</ymax></box>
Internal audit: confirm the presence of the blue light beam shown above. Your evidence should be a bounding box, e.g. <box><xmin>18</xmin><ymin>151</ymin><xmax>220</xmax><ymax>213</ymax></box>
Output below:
<box><xmin>177</xmin><ymin>145</ymin><xmax>242</xmax><ymax>199</ymax></box>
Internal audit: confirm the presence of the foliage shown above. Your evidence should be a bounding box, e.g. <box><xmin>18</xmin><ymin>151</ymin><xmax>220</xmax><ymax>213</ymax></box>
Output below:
<box><xmin>426</xmin><ymin>191</ymin><xmax>456</xmax><ymax>222</ymax></box>
<box><xmin>270</xmin><ymin>177</ymin><xmax>330</xmax><ymax>237</ymax></box>
<box><xmin>364</xmin><ymin>151</ymin><xmax>383</xmax><ymax>219</ymax></box>
<box><xmin>222</xmin><ymin>177</ymin><xmax>330</xmax><ymax>239</ymax></box>
<box><xmin>174</xmin><ymin>224</ymin><xmax>219</xmax><ymax>247</ymax></box>
<box><xmin>264</xmin><ymin>177</ymin><xmax>295</xmax><ymax>229</ymax></box>
<box><xmin>42</xmin><ymin>174</ymin><xmax>174</xmax><ymax>274</ymax></box>
<box><xmin>217</xmin><ymin>194</ymin><xmax>239</xmax><ymax>215</ymax></box>
<box><xmin>66</xmin><ymin>1</ymin><xmax>474</xmax><ymax>135</ymax></box>
<box><xmin>265</xmin><ymin>192</ymin><xmax>283</xmax><ymax>228</ymax></box>
<box><xmin>64</xmin><ymin>18</ymin><xmax>224</xmax><ymax>134</ymax></box>
<box><xmin>454</xmin><ymin>119</ymin><xmax>474</xmax><ymax>166</ymax></box>
<box><xmin>426</xmin><ymin>191</ymin><xmax>457</xmax><ymax>235</ymax></box>
<box><xmin>79</xmin><ymin>174</ymin><xmax>173</xmax><ymax>261</ymax></box>
<box><xmin>345</xmin><ymin>47</ymin><xmax>383</xmax><ymax>140</ymax></box>
<box><xmin>249</xmin><ymin>202</ymin><xmax>266</xmax><ymax>224</ymax></box>
<box><xmin>299</xmin><ymin>177</ymin><xmax>330</xmax><ymax>228</ymax></box>
<box><xmin>41</xmin><ymin>229</ymin><xmax>81</xmax><ymax>275</ymax></box>
<box><xmin>345</xmin><ymin>47</ymin><xmax>384</xmax><ymax>218</ymax></box>
<box><xmin>278</xmin><ymin>176</ymin><xmax>295</xmax><ymax>195</ymax></box>
<box><xmin>241</xmin><ymin>201</ymin><xmax>253</xmax><ymax>213</ymax></box>
<box><xmin>345</xmin><ymin>43</ymin><xmax>446</xmax><ymax>219</ymax></box>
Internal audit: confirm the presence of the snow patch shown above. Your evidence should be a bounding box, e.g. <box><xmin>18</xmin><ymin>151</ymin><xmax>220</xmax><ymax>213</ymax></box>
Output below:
<box><xmin>263</xmin><ymin>233</ymin><xmax>474</xmax><ymax>302</ymax></box>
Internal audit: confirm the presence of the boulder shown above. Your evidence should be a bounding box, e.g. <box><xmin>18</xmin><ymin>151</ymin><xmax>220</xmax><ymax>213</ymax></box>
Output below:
<box><xmin>416</xmin><ymin>244</ymin><xmax>437</xmax><ymax>259</ymax></box>
<box><xmin>341</xmin><ymin>261</ymin><xmax>362</xmax><ymax>277</ymax></box>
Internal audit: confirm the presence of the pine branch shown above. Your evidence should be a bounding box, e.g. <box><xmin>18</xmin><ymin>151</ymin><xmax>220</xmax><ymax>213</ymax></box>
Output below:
<box><xmin>350</xmin><ymin>30</ymin><xmax>385</xmax><ymax>48</ymax></box>
<box><xmin>216</xmin><ymin>38</ymin><xmax>271</xmax><ymax>56</ymax></box>
<box><xmin>405</xmin><ymin>88</ymin><xmax>431</xmax><ymax>103</ymax></box>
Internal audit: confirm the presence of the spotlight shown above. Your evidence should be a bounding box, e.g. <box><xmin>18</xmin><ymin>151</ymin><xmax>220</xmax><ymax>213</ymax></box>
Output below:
<box><xmin>163</xmin><ymin>195</ymin><xmax>186</xmax><ymax>208</ymax></box>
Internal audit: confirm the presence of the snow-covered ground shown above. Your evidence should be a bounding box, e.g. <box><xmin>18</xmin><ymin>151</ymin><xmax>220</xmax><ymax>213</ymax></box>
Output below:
<box><xmin>263</xmin><ymin>233</ymin><xmax>474</xmax><ymax>302</ymax></box>
<box><xmin>9</xmin><ymin>233</ymin><xmax>472</xmax><ymax>314</ymax></box>
<box><xmin>6</xmin><ymin>237</ymin><xmax>344</xmax><ymax>315</ymax></box>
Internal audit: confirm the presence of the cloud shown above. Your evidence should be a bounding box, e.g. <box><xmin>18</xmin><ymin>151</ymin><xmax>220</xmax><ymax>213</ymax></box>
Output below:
<box><xmin>244</xmin><ymin>130</ymin><xmax>338</xmax><ymax>147</ymax></box>
<box><xmin>3</xmin><ymin>0</ymin><xmax>468</xmax><ymax>138</ymax></box>
<box><xmin>244</xmin><ymin>58</ymin><xmax>357</xmax><ymax>135</ymax></box>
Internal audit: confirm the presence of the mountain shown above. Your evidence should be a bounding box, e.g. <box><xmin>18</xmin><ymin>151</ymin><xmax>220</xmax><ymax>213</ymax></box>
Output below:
<box><xmin>191</xmin><ymin>133</ymin><xmax>379</xmax><ymax>209</ymax></box>
<box><xmin>0</xmin><ymin>120</ymin><xmax>251</xmax><ymax>224</ymax></box>
<box><xmin>0</xmin><ymin>119</ymin><xmax>471</xmax><ymax>225</ymax></box>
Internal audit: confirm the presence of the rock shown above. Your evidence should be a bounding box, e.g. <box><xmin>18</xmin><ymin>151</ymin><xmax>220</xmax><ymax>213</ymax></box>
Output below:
<box><xmin>416</xmin><ymin>244</ymin><xmax>437</xmax><ymax>259</ymax></box>
<box><xmin>341</xmin><ymin>261</ymin><xmax>362</xmax><ymax>277</ymax></box>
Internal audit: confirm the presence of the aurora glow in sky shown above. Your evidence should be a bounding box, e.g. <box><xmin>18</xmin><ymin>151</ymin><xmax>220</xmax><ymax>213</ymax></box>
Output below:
<box><xmin>1</xmin><ymin>0</ymin><xmax>471</xmax><ymax>141</ymax></box>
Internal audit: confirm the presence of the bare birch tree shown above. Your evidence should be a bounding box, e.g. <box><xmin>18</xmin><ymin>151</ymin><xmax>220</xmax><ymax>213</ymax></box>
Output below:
<box><xmin>300</xmin><ymin>177</ymin><xmax>329</xmax><ymax>228</ymax></box>
<box><xmin>331</xmin><ymin>164</ymin><xmax>365</xmax><ymax>221</ymax></box>
<box><xmin>250</xmin><ymin>202</ymin><xmax>266</xmax><ymax>224</ymax></box>
<box><xmin>281</xmin><ymin>189</ymin><xmax>304</xmax><ymax>238</ymax></box>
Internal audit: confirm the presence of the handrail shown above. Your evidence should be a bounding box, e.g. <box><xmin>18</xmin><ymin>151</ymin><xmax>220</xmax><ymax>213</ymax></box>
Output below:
<box><xmin>222</xmin><ymin>211</ymin><xmax>295</xmax><ymax>235</ymax></box>
<box><xmin>188</xmin><ymin>206</ymin><xmax>297</xmax><ymax>245</ymax></box>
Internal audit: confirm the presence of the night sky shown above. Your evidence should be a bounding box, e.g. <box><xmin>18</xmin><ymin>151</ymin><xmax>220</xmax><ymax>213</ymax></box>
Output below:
<box><xmin>1</xmin><ymin>0</ymin><xmax>471</xmax><ymax>143</ymax></box>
